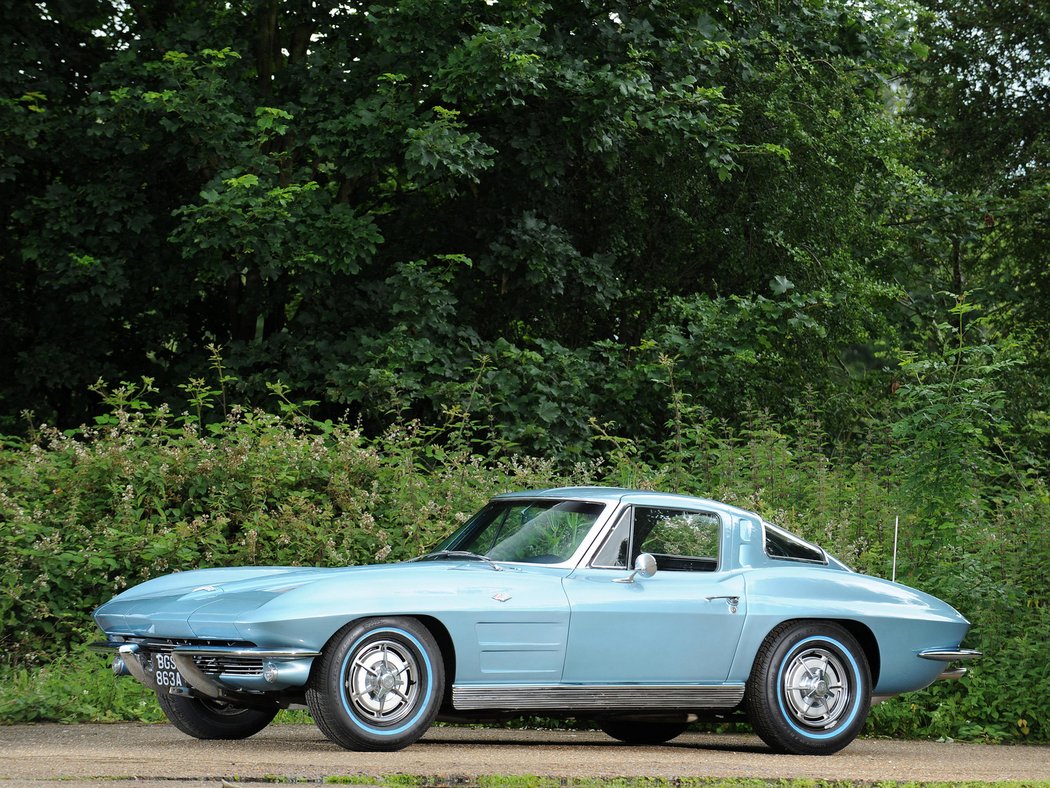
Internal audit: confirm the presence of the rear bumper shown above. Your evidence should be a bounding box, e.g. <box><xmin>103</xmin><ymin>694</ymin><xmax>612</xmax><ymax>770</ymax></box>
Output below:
<box><xmin>917</xmin><ymin>648</ymin><xmax>983</xmax><ymax>662</ymax></box>
<box><xmin>918</xmin><ymin>647</ymin><xmax>982</xmax><ymax>681</ymax></box>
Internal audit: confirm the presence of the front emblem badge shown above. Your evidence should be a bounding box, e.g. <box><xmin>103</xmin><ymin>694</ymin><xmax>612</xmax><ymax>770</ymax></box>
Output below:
<box><xmin>193</xmin><ymin>585</ymin><xmax>217</xmax><ymax>592</ymax></box>
<box><xmin>492</xmin><ymin>592</ymin><xmax>511</xmax><ymax>603</ymax></box>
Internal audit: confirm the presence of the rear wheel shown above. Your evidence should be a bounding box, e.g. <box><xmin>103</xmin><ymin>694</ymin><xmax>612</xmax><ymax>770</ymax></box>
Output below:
<box><xmin>306</xmin><ymin>617</ymin><xmax>444</xmax><ymax>752</ymax></box>
<box><xmin>155</xmin><ymin>691</ymin><xmax>278</xmax><ymax>739</ymax></box>
<box><xmin>745</xmin><ymin>621</ymin><xmax>871</xmax><ymax>755</ymax></box>
<box><xmin>601</xmin><ymin>720</ymin><xmax>689</xmax><ymax>744</ymax></box>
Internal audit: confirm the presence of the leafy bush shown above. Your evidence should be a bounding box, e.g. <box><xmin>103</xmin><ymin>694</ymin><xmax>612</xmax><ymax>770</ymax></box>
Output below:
<box><xmin>0</xmin><ymin>636</ymin><xmax>165</xmax><ymax>724</ymax></box>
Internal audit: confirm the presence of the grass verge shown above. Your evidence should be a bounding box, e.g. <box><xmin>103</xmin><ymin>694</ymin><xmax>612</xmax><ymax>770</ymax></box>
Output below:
<box><xmin>263</xmin><ymin>778</ymin><xmax>1050</xmax><ymax>787</ymax></box>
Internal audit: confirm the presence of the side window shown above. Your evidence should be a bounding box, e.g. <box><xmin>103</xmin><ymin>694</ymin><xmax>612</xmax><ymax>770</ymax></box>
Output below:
<box><xmin>636</xmin><ymin>508</ymin><xmax>720</xmax><ymax>571</ymax></box>
<box><xmin>592</xmin><ymin>507</ymin><xmax>720</xmax><ymax>571</ymax></box>
<box><xmin>763</xmin><ymin>523</ymin><xmax>826</xmax><ymax>564</ymax></box>
<box><xmin>591</xmin><ymin>508</ymin><xmax>632</xmax><ymax>568</ymax></box>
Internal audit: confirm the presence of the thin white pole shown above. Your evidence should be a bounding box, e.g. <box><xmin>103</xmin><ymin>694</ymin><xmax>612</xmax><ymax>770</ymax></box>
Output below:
<box><xmin>892</xmin><ymin>515</ymin><xmax>899</xmax><ymax>583</ymax></box>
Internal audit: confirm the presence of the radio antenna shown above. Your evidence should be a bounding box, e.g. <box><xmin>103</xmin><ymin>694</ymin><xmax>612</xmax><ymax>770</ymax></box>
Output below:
<box><xmin>891</xmin><ymin>515</ymin><xmax>900</xmax><ymax>583</ymax></box>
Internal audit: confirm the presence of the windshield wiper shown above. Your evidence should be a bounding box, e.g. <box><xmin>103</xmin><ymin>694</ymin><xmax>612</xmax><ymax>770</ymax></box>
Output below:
<box><xmin>416</xmin><ymin>550</ymin><xmax>504</xmax><ymax>571</ymax></box>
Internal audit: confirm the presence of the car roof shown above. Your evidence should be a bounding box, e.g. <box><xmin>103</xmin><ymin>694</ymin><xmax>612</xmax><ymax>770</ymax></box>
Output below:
<box><xmin>493</xmin><ymin>486</ymin><xmax>762</xmax><ymax>521</ymax></box>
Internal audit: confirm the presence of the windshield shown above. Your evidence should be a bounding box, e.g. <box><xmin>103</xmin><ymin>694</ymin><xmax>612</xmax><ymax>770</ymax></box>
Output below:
<box><xmin>431</xmin><ymin>499</ymin><xmax>606</xmax><ymax>564</ymax></box>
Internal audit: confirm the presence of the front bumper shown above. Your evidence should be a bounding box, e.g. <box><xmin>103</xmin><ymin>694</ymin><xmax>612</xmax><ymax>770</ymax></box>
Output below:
<box><xmin>89</xmin><ymin>639</ymin><xmax>319</xmax><ymax>700</ymax></box>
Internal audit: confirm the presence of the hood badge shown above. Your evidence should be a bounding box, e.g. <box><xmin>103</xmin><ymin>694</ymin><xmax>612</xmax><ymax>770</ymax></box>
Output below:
<box><xmin>492</xmin><ymin>592</ymin><xmax>511</xmax><ymax>603</ymax></box>
<box><xmin>193</xmin><ymin>585</ymin><xmax>218</xmax><ymax>592</ymax></box>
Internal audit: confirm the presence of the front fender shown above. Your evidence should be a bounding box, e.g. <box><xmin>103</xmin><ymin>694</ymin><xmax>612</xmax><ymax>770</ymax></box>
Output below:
<box><xmin>224</xmin><ymin>563</ymin><xmax>574</xmax><ymax>685</ymax></box>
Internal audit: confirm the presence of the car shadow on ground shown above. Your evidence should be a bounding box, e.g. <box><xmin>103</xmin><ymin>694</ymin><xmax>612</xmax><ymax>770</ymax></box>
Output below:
<box><xmin>264</xmin><ymin>728</ymin><xmax>773</xmax><ymax>755</ymax></box>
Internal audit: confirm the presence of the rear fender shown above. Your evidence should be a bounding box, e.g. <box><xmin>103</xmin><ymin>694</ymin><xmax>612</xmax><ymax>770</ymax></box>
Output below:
<box><xmin>731</xmin><ymin>568</ymin><xmax>969</xmax><ymax>694</ymax></box>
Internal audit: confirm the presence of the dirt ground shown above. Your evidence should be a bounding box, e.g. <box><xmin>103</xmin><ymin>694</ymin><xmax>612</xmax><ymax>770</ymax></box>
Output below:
<box><xmin>1</xmin><ymin>723</ymin><xmax>1048</xmax><ymax>786</ymax></box>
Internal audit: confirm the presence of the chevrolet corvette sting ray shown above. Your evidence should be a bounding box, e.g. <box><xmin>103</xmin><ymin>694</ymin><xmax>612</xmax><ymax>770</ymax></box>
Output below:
<box><xmin>91</xmin><ymin>487</ymin><xmax>980</xmax><ymax>755</ymax></box>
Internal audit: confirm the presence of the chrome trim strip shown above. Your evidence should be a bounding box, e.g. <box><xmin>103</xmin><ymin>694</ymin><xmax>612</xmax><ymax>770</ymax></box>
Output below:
<box><xmin>171</xmin><ymin>646</ymin><xmax>320</xmax><ymax>660</ymax></box>
<box><xmin>452</xmin><ymin>683</ymin><xmax>745</xmax><ymax>711</ymax></box>
<box><xmin>918</xmin><ymin>648</ymin><xmax>983</xmax><ymax>662</ymax></box>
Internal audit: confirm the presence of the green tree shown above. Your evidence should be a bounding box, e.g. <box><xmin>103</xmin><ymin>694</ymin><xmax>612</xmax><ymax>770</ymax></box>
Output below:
<box><xmin>893</xmin><ymin>0</ymin><xmax>1049</xmax><ymax>455</ymax></box>
<box><xmin>0</xmin><ymin>0</ymin><xmax>938</xmax><ymax>452</ymax></box>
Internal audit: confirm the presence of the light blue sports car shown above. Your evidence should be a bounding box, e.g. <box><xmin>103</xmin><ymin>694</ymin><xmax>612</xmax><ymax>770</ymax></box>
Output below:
<box><xmin>91</xmin><ymin>487</ymin><xmax>979</xmax><ymax>755</ymax></box>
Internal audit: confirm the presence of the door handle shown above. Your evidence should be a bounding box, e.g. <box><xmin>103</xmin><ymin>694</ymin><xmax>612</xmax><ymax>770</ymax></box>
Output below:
<box><xmin>705</xmin><ymin>595</ymin><xmax>740</xmax><ymax>613</ymax></box>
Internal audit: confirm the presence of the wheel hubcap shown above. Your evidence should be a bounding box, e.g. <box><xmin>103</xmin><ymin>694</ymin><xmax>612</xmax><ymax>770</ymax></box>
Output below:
<box><xmin>782</xmin><ymin>646</ymin><xmax>851</xmax><ymax>730</ymax></box>
<box><xmin>345</xmin><ymin>639</ymin><xmax>420</xmax><ymax>725</ymax></box>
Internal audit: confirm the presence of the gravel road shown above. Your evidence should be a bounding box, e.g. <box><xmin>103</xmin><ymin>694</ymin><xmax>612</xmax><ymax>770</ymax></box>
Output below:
<box><xmin>1</xmin><ymin>723</ymin><xmax>1048</xmax><ymax>786</ymax></box>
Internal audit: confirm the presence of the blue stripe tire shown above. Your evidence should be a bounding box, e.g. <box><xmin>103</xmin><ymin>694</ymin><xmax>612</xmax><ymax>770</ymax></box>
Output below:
<box><xmin>306</xmin><ymin>617</ymin><xmax>444</xmax><ymax>752</ymax></box>
<box><xmin>745</xmin><ymin>621</ymin><xmax>871</xmax><ymax>755</ymax></box>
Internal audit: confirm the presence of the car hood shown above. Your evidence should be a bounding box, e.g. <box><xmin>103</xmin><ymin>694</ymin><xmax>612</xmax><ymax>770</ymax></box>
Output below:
<box><xmin>94</xmin><ymin>564</ymin><xmax>405</xmax><ymax>638</ymax></box>
<box><xmin>93</xmin><ymin>560</ymin><xmax>559</xmax><ymax>640</ymax></box>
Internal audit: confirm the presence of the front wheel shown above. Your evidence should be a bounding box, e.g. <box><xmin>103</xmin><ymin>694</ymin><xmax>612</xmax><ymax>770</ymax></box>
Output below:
<box><xmin>745</xmin><ymin>621</ymin><xmax>871</xmax><ymax>755</ymax></box>
<box><xmin>156</xmin><ymin>691</ymin><xmax>278</xmax><ymax>739</ymax></box>
<box><xmin>306</xmin><ymin>617</ymin><xmax>444</xmax><ymax>752</ymax></box>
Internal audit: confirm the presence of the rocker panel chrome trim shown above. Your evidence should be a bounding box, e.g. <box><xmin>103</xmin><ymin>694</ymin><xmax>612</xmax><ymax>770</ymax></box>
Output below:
<box><xmin>451</xmin><ymin>683</ymin><xmax>745</xmax><ymax>711</ymax></box>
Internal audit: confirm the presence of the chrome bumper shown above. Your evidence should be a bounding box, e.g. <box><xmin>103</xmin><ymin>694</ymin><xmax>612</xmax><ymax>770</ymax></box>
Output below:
<box><xmin>918</xmin><ymin>647</ymin><xmax>983</xmax><ymax>681</ymax></box>
<box><xmin>89</xmin><ymin>640</ymin><xmax>319</xmax><ymax>698</ymax></box>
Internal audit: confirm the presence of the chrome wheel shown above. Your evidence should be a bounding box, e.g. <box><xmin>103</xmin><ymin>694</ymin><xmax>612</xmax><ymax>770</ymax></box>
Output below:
<box><xmin>745</xmin><ymin>621</ymin><xmax>871</xmax><ymax>755</ymax></box>
<box><xmin>780</xmin><ymin>646</ymin><xmax>851</xmax><ymax>730</ymax></box>
<box><xmin>344</xmin><ymin>639</ymin><xmax>420</xmax><ymax>726</ymax></box>
<box><xmin>306</xmin><ymin>617</ymin><xmax>444</xmax><ymax>751</ymax></box>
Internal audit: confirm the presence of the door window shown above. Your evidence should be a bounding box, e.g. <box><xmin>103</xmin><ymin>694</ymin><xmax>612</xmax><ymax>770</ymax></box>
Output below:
<box><xmin>592</xmin><ymin>506</ymin><xmax>720</xmax><ymax>571</ymax></box>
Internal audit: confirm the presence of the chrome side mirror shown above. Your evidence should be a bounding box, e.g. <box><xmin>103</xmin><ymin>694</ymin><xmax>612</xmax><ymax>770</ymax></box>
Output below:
<box><xmin>613</xmin><ymin>553</ymin><xmax>657</xmax><ymax>584</ymax></box>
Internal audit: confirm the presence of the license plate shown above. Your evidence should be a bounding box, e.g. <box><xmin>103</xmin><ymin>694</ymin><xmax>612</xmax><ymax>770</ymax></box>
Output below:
<box><xmin>153</xmin><ymin>652</ymin><xmax>185</xmax><ymax>688</ymax></box>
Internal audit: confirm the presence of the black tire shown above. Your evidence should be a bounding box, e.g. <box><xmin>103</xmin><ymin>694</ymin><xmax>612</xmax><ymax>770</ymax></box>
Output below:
<box><xmin>601</xmin><ymin>720</ymin><xmax>689</xmax><ymax>744</ymax></box>
<box><xmin>306</xmin><ymin>617</ymin><xmax>444</xmax><ymax>752</ymax></box>
<box><xmin>155</xmin><ymin>691</ymin><xmax>278</xmax><ymax>739</ymax></box>
<box><xmin>745</xmin><ymin>621</ymin><xmax>871</xmax><ymax>755</ymax></box>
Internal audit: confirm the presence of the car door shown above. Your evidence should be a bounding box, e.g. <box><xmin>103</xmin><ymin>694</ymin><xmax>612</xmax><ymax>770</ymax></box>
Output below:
<box><xmin>561</xmin><ymin>505</ymin><xmax>747</xmax><ymax>684</ymax></box>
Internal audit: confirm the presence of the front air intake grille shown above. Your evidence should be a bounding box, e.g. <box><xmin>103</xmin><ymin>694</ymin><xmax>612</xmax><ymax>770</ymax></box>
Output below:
<box><xmin>137</xmin><ymin>639</ymin><xmax>265</xmax><ymax>677</ymax></box>
<box><xmin>190</xmin><ymin>655</ymin><xmax>264</xmax><ymax>676</ymax></box>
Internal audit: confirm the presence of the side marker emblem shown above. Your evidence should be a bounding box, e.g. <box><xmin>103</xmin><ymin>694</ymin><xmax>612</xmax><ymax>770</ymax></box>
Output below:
<box><xmin>492</xmin><ymin>592</ymin><xmax>511</xmax><ymax>603</ymax></box>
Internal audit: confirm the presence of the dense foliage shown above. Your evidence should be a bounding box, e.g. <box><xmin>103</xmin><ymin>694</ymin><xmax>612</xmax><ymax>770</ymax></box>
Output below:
<box><xmin>1</xmin><ymin>0</ymin><xmax>1048</xmax><ymax>744</ymax></box>
<box><xmin>8</xmin><ymin>0</ymin><xmax>1039</xmax><ymax>443</ymax></box>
